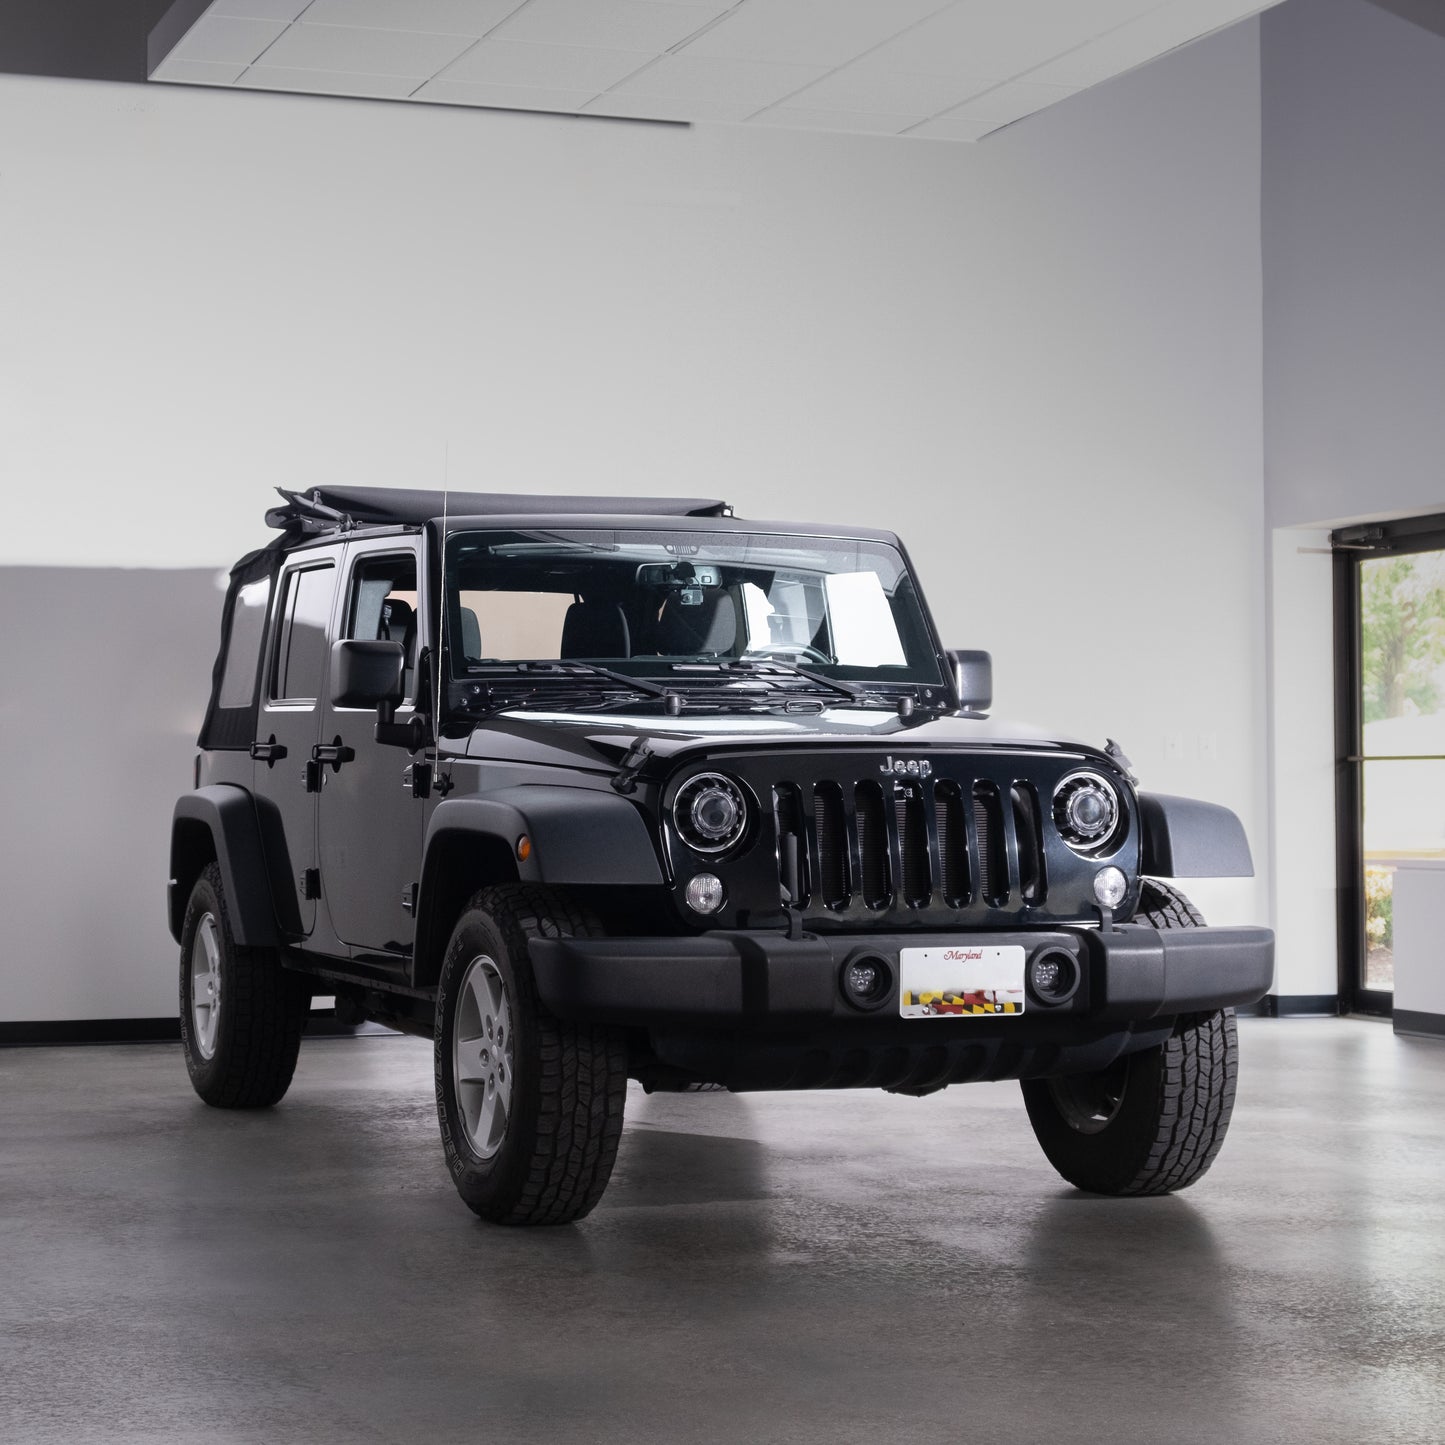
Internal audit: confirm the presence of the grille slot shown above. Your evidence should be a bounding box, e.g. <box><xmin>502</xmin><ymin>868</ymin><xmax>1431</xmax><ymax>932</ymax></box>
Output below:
<box><xmin>972</xmin><ymin>782</ymin><xmax>1008</xmax><ymax>905</ymax></box>
<box><xmin>934</xmin><ymin>781</ymin><xmax>969</xmax><ymax>907</ymax></box>
<box><xmin>895</xmin><ymin>785</ymin><xmax>931</xmax><ymax>907</ymax></box>
<box><xmin>855</xmin><ymin>782</ymin><xmax>891</xmax><ymax>908</ymax></box>
<box><xmin>1010</xmin><ymin>782</ymin><xmax>1046</xmax><ymax>904</ymax></box>
<box><xmin>813</xmin><ymin>783</ymin><xmax>849</xmax><ymax>908</ymax></box>
<box><xmin>772</xmin><ymin>784</ymin><xmax>808</xmax><ymax>908</ymax></box>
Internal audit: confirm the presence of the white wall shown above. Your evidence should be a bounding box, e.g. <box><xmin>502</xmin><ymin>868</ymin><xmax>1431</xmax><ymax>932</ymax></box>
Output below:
<box><xmin>0</xmin><ymin>19</ymin><xmax>1267</xmax><ymax>1020</ymax></box>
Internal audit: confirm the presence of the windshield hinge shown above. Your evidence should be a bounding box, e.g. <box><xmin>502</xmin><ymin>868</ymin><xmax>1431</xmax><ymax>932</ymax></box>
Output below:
<box><xmin>611</xmin><ymin>738</ymin><xmax>654</xmax><ymax>795</ymax></box>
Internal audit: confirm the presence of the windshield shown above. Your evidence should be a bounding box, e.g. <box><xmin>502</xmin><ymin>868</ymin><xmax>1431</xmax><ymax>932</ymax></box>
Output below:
<box><xmin>443</xmin><ymin>528</ymin><xmax>942</xmax><ymax>694</ymax></box>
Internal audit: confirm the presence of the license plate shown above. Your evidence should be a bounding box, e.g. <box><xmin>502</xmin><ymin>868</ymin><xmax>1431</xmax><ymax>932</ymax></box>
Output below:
<box><xmin>899</xmin><ymin>945</ymin><xmax>1026</xmax><ymax>1019</ymax></box>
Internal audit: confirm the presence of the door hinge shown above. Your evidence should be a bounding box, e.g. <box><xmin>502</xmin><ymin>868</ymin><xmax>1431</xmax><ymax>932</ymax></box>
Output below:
<box><xmin>401</xmin><ymin>882</ymin><xmax>419</xmax><ymax>915</ymax></box>
<box><xmin>403</xmin><ymin>762</ymin><xmax>432</xmax><ymax>799</ymax></box>
<box><xmin>299</xmin><ymin>868</ymin><xmax>321</xmax><ymax>900</ymax></box>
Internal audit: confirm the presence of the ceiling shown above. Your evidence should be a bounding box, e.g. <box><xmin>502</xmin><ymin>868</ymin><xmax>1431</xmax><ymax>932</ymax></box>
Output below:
<box><xmin>146</xmin><ymin>0</ymin><xmax>1280</xmax><ymax>140</ymax></box>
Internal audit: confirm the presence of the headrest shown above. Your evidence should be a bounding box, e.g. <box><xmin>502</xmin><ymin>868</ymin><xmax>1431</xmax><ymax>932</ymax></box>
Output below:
<box><xmin>654</xmin><ymin>593</ymin><xmax>737</xmax><ymax>656</ymax></box>
<box><xmin>380</xmin><ymin>598</ymin><xmax>414</xmax><ymax>641</ymax></box>
<box><xmin>561</xmin><ymin>600</ymin><xmax>631</xmax><ymax>660</ymax></box>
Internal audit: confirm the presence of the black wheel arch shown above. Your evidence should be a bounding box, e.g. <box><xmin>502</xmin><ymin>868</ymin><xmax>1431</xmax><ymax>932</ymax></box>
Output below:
<box><xmin>169</xmin><ymin>786</ymin><xmax>279</xmax><ymax>948</ymax></box>
<box><xmin>411</xmin><ymin>788</ymin><xmax>665</xmax><ymax>992</ymax></box>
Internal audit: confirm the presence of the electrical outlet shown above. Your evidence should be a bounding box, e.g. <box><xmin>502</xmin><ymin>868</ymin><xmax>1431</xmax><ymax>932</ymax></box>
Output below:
<box><xmin>1165</xmin><ymin>732</ymin><xmax>1186</xmax><ymax>760</ymax></box>
<box><xmin>1199</xmin><ymin>731</ymin><xmax>1218</xmax><ymax>762</ymax></box>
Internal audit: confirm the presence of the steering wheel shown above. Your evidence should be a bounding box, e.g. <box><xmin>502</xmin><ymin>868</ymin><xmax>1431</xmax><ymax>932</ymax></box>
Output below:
<box><xmin>743</xmin><ymin>643</ymin><xmax>833</xmax><ymax>665</ymax></box>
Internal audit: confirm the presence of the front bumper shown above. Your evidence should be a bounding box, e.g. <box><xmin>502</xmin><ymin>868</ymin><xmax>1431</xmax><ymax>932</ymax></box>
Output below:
<box><xmin>529</xmin><ymin>922</ymin><xmax>1274</xmax><ymax>1029</ymax></box>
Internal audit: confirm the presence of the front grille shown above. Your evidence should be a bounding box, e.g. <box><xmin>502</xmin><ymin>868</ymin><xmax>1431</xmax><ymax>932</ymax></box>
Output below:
<box><xmin>772</xmin><ymin>771</ymin><xmax>1047</xmax><ymax>918</ymax></box>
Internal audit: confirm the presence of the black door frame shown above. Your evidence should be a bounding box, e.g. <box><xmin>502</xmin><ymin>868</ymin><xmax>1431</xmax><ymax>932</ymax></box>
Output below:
<box><xmin>1333</xmin><ymin>511</ymin><xmax>1445</xmax><ymax>1016</ymax></box>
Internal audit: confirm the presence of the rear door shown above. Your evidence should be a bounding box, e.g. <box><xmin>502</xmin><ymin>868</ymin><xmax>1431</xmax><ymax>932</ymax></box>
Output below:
<box><xmin>317</xmin><ymin>541</ymin><xmax>427</xmax><ymax>955</ymax></box>
<box><xmin>253</xmin><ymin>553</ymin><xmax>340</xmax><ymax>938</ymax></box>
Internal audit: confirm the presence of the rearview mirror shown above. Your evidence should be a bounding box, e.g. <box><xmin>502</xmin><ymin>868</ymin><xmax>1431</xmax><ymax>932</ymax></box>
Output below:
<box><xmin>945</xmin><ymin>649</ymin><xmax>992</xmax><ymax>712</ymax></box>
<box><xmin>331</xmin><ymin>639</ymin><xmax>405</xmax><ymax>708</ymax></box>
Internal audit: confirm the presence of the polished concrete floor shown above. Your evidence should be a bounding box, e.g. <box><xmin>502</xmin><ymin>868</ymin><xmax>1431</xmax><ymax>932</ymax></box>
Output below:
<box><xmin>1</xmin><ymin>1019</ymin><xmax>1442</xmax><ymax>1444</ymax></box>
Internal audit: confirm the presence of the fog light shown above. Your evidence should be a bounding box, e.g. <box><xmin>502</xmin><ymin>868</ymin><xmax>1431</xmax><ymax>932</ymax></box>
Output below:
<box><xmin>1027</xmin><ymin>947</ymin><xmax>1080</xmax><ymax>1005</ymax></box>
<box><xmin>1093</xmin><ymin>866</ymin><xmax>1128</xmax><ymax>908</ymax></box>
<box><xmin>684</xmin><ymin>873</ymin><xmax>725</xmax><ymax>915</ymax></box>
<box><xmin>840</xmin><ymin>953</ymin><xmax>892</xmax><ymax>1011</ymax></box>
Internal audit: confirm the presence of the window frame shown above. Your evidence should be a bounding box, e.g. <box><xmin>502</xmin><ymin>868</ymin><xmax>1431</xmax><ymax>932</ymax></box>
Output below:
<box><xmin>1333</xmin><ymin>510</ymin><xmax>1445</xmax><ymax>1016</ymax></box>
<box><xmin>268</xmin><ymin>561</ymin><xmax>337</xmax><ymax>707</ymax></box>
<box><xmin>339</xmin><ymin>548</ymin><xmax>421</xmax><ymax>708</ymax></box>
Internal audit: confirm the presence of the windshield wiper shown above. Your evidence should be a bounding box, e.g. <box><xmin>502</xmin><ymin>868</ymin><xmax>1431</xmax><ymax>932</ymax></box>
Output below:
<box><xmin>462</xmin><ymin>661</ymin><xmax>682</xmax><ymax>713</ymax></box>
<box><xmin>717</xmin><ymin>658</ymin><xmax>864</xmax><ymax>703</ymax></box>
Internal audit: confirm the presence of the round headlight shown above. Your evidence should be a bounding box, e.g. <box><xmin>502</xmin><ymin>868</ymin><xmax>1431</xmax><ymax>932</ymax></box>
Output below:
<box><xmin>1053</xmin><ymin>772</ymin><xmax>1120</xmax><ymax>852</ymax></box>
<box><xmin>673</xmin><ymin>773</ymin><xmax>750</xmax><ymax>855</ymax></box>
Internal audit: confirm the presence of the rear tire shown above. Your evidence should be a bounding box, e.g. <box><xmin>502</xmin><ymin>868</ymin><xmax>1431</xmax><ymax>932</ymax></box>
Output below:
<box><xmin>1020</xmin><ymin>881</ymin><xmax>1239</xmax><ymax>1195</ymax></box>
<box><xmin>435</xmin><ymin>885</ymin><xmax>628</xmax><ymax>1226</ymax></box>
<box><xmin>179</xmin><ymin>862</ymin><xmax>309</xmax><ymax>1108</ymax></box>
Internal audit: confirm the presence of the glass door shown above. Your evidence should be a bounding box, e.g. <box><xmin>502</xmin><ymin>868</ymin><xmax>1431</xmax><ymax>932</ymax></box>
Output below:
<box><xmin>1336</xmin><ymin>516</ymin><xmax>1445</xmax><ymax>1014</ymax></box>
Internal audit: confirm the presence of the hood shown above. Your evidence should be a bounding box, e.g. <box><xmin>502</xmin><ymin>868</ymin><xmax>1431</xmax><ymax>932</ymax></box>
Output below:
<box><xmin>461</xmin><ymin>706</ymin><xmax>1104</xmax><ymax>773</ymax></box>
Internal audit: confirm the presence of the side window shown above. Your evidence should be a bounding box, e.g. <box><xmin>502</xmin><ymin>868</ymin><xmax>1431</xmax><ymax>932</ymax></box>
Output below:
<box><xmin>217</xmin><ymin>577</ymin><xmax>272</xmax><ymax>709</ymax></box>
<box><xmin>271</xmin><ymin>565</ymin><xmax>336</xmax><ymax>703</ymax></box>
<box><xmin>345</xmin><ymin>553</ymin><xmax>419</xmax><ymax>699</ymax></box>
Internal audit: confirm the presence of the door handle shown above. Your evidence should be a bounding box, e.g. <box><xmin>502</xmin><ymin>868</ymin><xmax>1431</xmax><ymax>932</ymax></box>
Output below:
<box><xmin>251</xmin><ymin>736</ymin><xmax>288</xmax><ymax>766</ymax></box>
<box><xmin>312</xmin><ymin>738</ymin><xmax>356</xmax><ymax>771</ymax></box>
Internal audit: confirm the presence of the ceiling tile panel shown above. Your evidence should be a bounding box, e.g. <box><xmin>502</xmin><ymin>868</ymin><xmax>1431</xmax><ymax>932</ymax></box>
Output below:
<box><xmin>943</xmin><ymin>78</ymin><xmax>1076</xmax><ymax>124</ymax></box>
<box><xmin>442</xmin><ymin>39</ymin><xmax>652</xmax><ymax>90</ymax></box>
<box><xmin>236</xmin><ymin>65</ymin><xmax>423</xmax><ymax>96</ymax></box>
<box><xmin>782</xmin><ymin>63</ymin><xmax>995</xmax><ymax>116</ymax></box>
<box><xmin>152</xmin><ymin>0</ymin><xmax>1282</xmax><ymax>142</ymax></box>
<box><xmin>151</xmin><ymin>56</ymin><xmax>250</xmax><ymax>85</ymax></box>
<box><xmin>299</xmin><ymin>0</ymin><xmax>528</xmax><ymax>37</ymax></box>
<box><xmin>864</xmin><ymin>0</ymin><xmax>1159</xmax><ymax>79</ymax></box>
<box><xmin>414</xmin><ymin>78</ymin><xmax>596</xmax><ymax>110</ymax></box>
<box><xmin>583</xmin><ymin>93</ymin><xmax>758</xmax><ymax>123</ymax></box>
<box><xmin>257</xmin><ymin>23</ymin><xmax>475</xmax><ymax>77</ymax></box>
<box><xmin>680</xmin><ymin>0</ymin><xmax>951</xmax><ymax>68</ymax></box>
<box><xmin>906</xmin><ymin>114</ymin><xmax>999</xmax><ymax>141</ymax></box>
<box><xmin>606</xmin><ymin>53</ymin><xmax>827</xmax><ymax>106</ymax></box>
<box><xmin>749</xmin><ymin>107</ymin><xmax>923</xmax><ymax>135</ymax></box>
<box><xmin>211</xmin><ymin>0</ymin><xmax>311</xmax><ymax>20</ymax></box>
<box><xmin>171</xmin><ymin>15</ymin><xmax>289</xmax><ymax>66</ymax></box>
<box><xmin>493</xmin><ymin>0</ymin><xmax>727</xmax><ymax>52</ymax></box>
<box><xmin>1024</xmin><ymin>1</ymin><xmax>1266</xmax><ymax>87</ymax></box>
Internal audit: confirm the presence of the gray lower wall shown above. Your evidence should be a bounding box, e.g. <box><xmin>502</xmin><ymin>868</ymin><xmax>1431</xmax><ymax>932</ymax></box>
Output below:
<box><xmin>0</xmin><ymin>568</ymin><xmax>220</xmax><ymax>1022</ymax></box>
<box><xmin>1263</xmin><ymin>0</ymin><xmax>1445</xmax><ymax>528</ymax></box>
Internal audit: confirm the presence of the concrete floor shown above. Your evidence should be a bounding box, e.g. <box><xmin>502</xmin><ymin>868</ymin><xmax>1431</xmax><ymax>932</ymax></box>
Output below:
<box><xmin>1</xmin><ymin>1019</ymin><xmax>1442</xmax><ymax>1445</ymax></box>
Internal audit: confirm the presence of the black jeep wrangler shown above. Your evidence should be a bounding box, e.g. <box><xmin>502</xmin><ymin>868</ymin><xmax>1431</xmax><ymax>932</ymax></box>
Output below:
<box><xmin>170</xmin><ymin>486</ymin><xmax>1273</xmax><ymax>1225</ymax></box>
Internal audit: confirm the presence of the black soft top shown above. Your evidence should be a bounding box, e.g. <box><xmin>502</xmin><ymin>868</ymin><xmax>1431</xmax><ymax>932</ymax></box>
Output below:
<box><xmin>266</xmin><ymin>485</ymin><xmax>729</xmax><ymax>534</ymax></box>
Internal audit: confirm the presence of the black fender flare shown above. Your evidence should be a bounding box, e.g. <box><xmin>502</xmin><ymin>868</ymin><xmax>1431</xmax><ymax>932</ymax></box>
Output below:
<box><xmin>1136</xmin><ymin>792</ymin><xmax>1254</xmax><ymax>878</ymax></box>
<box><xmin>169</xmin><ymin>786</ymin><xmax>280</xmax><ymax>947</ymax></box>
<box><xmin>412</xmin><ymin>786</ymin><xmax>664</xmax><ymax>987</ymax></box>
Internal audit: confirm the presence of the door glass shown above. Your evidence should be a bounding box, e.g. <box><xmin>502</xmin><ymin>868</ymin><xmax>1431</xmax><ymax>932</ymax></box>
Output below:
<box><xmin>273</xmin><ymin>566</ymin><xmax>336</xmax><ymax>703</ymax></box>
<box><xmin>346</xmin><ymin>555</ymin><xmax>418</xmax><ymax>700</ymax></box>
<box><xmin>1358</xmin><ymin>549</ymin><xmax>1445</xmax><ymax>991</ymax></box>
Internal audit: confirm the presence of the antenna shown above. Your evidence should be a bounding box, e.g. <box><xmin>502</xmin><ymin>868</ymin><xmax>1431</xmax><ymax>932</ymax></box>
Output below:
<box><xmin>435</xmin><ymin>442</ymin><xmax>449</xmax><ymax>734</ymax></box>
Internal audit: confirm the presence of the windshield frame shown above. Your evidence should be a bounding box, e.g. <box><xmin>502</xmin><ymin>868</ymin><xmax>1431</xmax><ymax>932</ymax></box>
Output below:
<box><xmin>434</xmin><ymin>519</ymin><xmax>950</xmax><ymax>706</ymax></box>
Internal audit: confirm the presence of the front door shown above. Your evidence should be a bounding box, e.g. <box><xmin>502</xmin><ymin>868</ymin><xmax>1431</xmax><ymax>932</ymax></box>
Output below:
<box><xmin>318</xmin><ymin>543</ymin><xmax>428</xmax><ymax>955</ymax></box>
<box><xmin>253</xmin><ymin>555</ymin><xmax>340</xmax><ymax>938</ymax></box>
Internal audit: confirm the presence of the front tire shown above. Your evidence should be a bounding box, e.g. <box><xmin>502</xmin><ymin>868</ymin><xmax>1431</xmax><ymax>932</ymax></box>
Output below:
<box><xmin>435</xmin><ymin>885</ymin><xmax>628</xmax><ymax>1226</ymax></box>
<box><xmin>179</xmin><ymin>862</ymin><xmax>309</xmax><ymax>1108</ymax></box>
<box><xmin>1020</xmin><ymin>881</ymin><xmax>1239</xmax><ymax>1195</ymax></box>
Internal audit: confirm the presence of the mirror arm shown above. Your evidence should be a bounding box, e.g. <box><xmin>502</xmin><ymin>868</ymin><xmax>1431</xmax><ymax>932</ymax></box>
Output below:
<box><xmin>374</xmin><ymin>697</ymin><xmax>429</xmax><ymax>752</ymax></box>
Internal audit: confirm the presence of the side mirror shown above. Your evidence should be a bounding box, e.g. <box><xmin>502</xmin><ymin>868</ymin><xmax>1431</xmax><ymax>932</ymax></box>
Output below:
<box><xmin>945</xmin><ymin>649</ymin><xmax>992</xmax><ymax>712</ymax></box>
<box><xmin>331</xmin><ymin>639</ymin><xmax>405</xmax><ymax>708</ymax></box>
